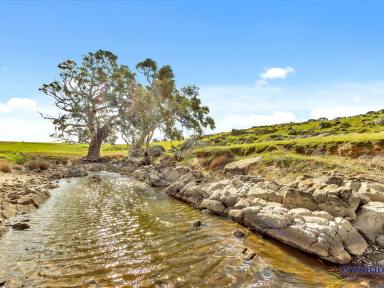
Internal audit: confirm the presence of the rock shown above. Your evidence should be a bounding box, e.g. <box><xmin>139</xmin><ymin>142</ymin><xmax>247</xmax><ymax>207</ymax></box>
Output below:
<box><xmin>282</xmin><ymin>187</ymin><xmax>318</xmax><ymax>210</ymax></box>
<box><xmin>224</xmin><ymin>157</ymin><xmax>262</xmax><ymax>175</ymax></box>
<box><xmin>288</xmin><ymin>208</ymin><xmax>312</xmax><ymax>217</ymax></box>
<box><xmin>67</xmin><ymin>167</ymin><xmax>88</xmax><ymax>178</ymax></box>
<box><xmin>12</xmin><ymin>222</ymin><xmax>30</xmax><ymax>230</ymax></box>
<box><xmin>311</xmin><ymin>211</ymin><xmax>334</xmax><ymax>220</ymax></box>
<box><xmin>312</xmin><ymin>186</ymin><xmax>367</xmax><ymax>219</ymax></box>
<box><xmin>209</xmin><ymin>185</ymin><xmax>239</xmax><ymax>208</ymax></box>
<box><xmin>201</xmin><ymin>199</ymin><xmax>226</xmax><ymax>214</ymax></box>
<box><xmin>149</xmin><ymin>145</ymin><xmax>165</xmax><ymax>157</ymax></box>
<box><xmin>179</xmin><ymin>181</ymin><xmax>208</xmax><ymax>204</ymax></box>
<box><xmin>361</xmin><ymin>183</ymin><xmax>384</xmax><ymax>202</ymax></box>
<box><xmin>165</xmin><ymin>181</ymin><xmax>185</xmax><ymax>196</ymax></box>
<box><xmin>228</xmin><ymin>209</ymin><xmax>242</xmax><ymax>222</ymax></box>
<box><xmin>374</xmin><ymin>118</ymin><xmax>384</xmax><ymax>125</ymax></box>
<box><xmin>149</xmin><ymin>173</ymin><xmax>169</xmax><ymax>187</ymax></box>
<box><xmin>234</xmin><ymin>229</ymin><xmax>246</xmax><ymax>238</ymax></box>
<box><xmin>1</xmin><ymin>202</ymin><xmax>16</xmax><ymax>219</ymax></box>
<box><xmin>244</xmin><ymin>252</ymin><xmax>256</xmax><ymax>260</ymax></box>
<box><xmin>325</xmin><ymin>176</ymin><xmax>344</xmax><ymax>186</ymax></box>
<box><xmin>333</xmin><ymin>218</ymin><xmax>368</xmax><ymax>256</ymax></box>
<box><xmin>353</xmin><ymin>202</ymin><xmax>384</xmax><ymax>244</ymax></box>
<box><xmin>192</xmin><ymin>220</ymin><xmax>202</xmax><ymax>228</ymax></box>
<box><xmin>89</xmin><ymin>175</ymin><xmax>102</xmax><ymax>183</ymax></box>
<box><xmin>376</xmin><ymin>235</ymin><xmax>384</xmax><ymax>249</ymax></box>
<box><xmin>233</xmin><ymin>198</ymin><xmax>251</xmax><ymax>210</ymax></box>
<box><xmin>120</xmin><ymin>165</ymin><xmax>136</xmax><ymax>175</ymax></box>
<box><xmin>242</xmin><ymin>205</ymin><xmax>293</xmax><ymax>231</ymax></box>
<box><xmin>248</xmin><ymin>184</ymin><xmax>283</xmax><ymax>203</ymax></box>
<box><xmin>349</xmin><ymin>180</ymin><xmax>362</xmax><ymax>192</ymax></box>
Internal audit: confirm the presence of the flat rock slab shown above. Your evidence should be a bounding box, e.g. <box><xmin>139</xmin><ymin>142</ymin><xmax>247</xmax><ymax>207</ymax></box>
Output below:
<box><xmin>224</xmin><ymin>157</ymin><xmax>263</xmax><ymax>175</ymax></box>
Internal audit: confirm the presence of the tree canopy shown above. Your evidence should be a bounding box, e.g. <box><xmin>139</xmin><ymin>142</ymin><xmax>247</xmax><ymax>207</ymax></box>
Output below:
<box><xmin>40</xmin><ymin>50</ymin><xmax>215</xmax><ymax>160</ymax></box>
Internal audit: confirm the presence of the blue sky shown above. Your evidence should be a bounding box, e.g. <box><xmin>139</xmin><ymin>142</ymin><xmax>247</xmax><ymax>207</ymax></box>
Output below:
<box><xmin>1</xmin><ymin>0</ymin><xmax>384</xmax><ymax>141</ymax></box>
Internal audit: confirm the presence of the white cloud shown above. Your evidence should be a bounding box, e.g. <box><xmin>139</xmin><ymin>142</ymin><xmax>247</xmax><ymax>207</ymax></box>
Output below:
<box><xmin>257</xmin><ymin>66</ymin><xmax>295</xmax><ymax>86</ymax></box>
<box><xmin>0</xmin><ymin>97</ymin><xmax>38</xmax><ymax>113</ymax></box>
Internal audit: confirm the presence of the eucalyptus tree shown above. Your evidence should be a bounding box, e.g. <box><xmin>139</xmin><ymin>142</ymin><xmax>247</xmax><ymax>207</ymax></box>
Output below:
<box><xmin>119</xmin><ymin>58</ymin><xmax>215</xmax><ymax>156</ymax></box>
<box><xmin>40</xmin><ymin>50</ymin><xmax>134</xmax><ymax>160</ymax></box>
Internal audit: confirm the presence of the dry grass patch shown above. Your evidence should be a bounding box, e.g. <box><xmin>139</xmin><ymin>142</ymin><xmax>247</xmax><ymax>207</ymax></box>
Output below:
<box><xmin>25</xmin><ymin>159</ymin><xmax>51</xmax><ymax>170</ymax></box>
<box><xmin>0</xmin><ymin>160</ymin><xmax>12</xmax><ymax>173</ymax></box>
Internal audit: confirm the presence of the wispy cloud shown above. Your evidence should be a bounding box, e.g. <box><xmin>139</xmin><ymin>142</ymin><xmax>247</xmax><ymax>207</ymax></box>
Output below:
<box><xmin>1</xmin><ymin>66</ymin><xmax>10</xmax><ymax>72</ymax></box>
<box><xmin>257</xmin><ymin>66</ymin><xmax>295</xmax><ymax>86</ymax></box>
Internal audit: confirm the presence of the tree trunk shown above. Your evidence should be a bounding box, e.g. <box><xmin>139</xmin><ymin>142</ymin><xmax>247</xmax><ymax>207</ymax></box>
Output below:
<box><xmin>86</xmin><ymin>124</ymin><xmax>110</xmax><ymax>161</ymax></box>
<box><xmin>86</xmin><ymin>135</ymin><xmax>103</xmax><ymax>161</ymax></box>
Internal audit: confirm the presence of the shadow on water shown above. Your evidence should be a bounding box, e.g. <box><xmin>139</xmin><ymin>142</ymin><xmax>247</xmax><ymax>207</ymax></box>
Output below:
<box><xmin>0</xmin><ymin>173</ymin><xmax>375</xmax><ymax>287</ymax></box>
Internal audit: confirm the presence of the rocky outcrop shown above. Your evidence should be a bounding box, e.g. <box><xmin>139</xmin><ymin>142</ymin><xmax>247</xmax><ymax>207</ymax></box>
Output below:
<box><xmin>132</xmin><ymin>165</ymin><xmax>377</xmax><ymax>264</ymax></box>
<box><xmin>282</xmin><ymin>176</ymin><xmax>368</xmax><ymax>220</ymax></box>
<box><xmin>0</xmin><ymin>171</ymin><xmax>56</xmax><ymax>236</ymax></box>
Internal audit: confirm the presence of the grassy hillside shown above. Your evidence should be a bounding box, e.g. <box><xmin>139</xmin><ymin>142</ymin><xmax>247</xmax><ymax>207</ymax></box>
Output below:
<box><xmin>190</xmin><ymin>109</ymin><xmax>384</xmax><ymax>181</ymax></box>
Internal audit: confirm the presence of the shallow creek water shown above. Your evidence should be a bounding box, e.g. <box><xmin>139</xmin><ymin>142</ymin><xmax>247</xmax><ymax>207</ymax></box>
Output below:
<box><xmin>0</xmin><ymin>173</ymin><xmax>369</xmax><ymax>287</ymax></box>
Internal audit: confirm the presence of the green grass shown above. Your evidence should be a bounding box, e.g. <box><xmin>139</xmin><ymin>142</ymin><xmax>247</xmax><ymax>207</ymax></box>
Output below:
<box><xmin>0</xmin><ymin>142</ymin><xmax>127</xmax><ymax>163</ymax></box>
<box><xmin>201</xmin><ymin>109</ymin><xmax>384</xmax><ymax>146</ymax></box>
<box><xmin>0</xmin><ymin>140</ymin><xmax>180</xmax><ymax>163</ymax></box>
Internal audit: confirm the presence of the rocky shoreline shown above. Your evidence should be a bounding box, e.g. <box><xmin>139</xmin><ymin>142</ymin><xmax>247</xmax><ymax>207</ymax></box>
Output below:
<box><xmin>2</xmin><ymin>157</ymin><xmax>384</xmax><ymax>267</ymax></box>
<box><xmin>0</xmin><ymin>163</ymin><xmax>91</xmax><ymax>235</ymax></box>
<box><xmin>126</xmin><ymin>157</ymin><xmax>384</xmax><ymax>265</ymax></box>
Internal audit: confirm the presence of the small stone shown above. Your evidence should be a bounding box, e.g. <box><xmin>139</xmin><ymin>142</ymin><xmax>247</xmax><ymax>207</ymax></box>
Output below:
<box><xmin>234</xmin><ymin>229</ymin><xmax>246</xmax><ymax>238</ymax></box>
<box><xmin>12</xmin><ymin>222</ymin><xmax>30</xmax><ymax>230</ymax></box>
<box><xmin>192</xmin><ymin>220</ymin><xmax>202</xmax><ymax>228</ymax></box>
<box><xmin>89</xmin><ymin>175</ymin><xmax>102</xmax><ymax>183</ymax></box>
<box><xmin>245</xmin><ymin>252</ymin><xmax>256</xmax><ymax>260</ymax></box>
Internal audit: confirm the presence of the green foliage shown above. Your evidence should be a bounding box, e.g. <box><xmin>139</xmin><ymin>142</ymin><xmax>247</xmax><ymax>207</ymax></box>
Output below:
<box><xmin>119</xmin><ymin>58</ymin><xmax>215</xmax><ymax>152</ymax></box>
<box><xmin>40</xmin><ymin>50</ymin><xmax>134</xmax><ymax>159</ymax></box>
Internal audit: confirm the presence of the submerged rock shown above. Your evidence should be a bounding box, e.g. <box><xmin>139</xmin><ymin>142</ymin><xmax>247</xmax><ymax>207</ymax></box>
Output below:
<box><xmin>192</xmin><ymin>220</ymin><xmax>202</xmax><ymax>228</ymax></box>
<box><xmin>234</xmin><ymin>229</ymin><xmax>246</xmax><ymax>238</ymax></box>
<box><xmin>11</xmin><ymin>222</ymin><xmax>30</xmax><ymax>230</ymax></box>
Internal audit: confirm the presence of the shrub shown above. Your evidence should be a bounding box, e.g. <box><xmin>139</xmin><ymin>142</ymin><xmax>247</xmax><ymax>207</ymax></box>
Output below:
<box><xmin>0</xmin><ymin>160</ymin><xmax>12</xmax><ymax>173</ymax></box>
<box><xmin>25</xmin><ymin>159</ymin><xmax>51</xmax><ymax>170</ymax></box>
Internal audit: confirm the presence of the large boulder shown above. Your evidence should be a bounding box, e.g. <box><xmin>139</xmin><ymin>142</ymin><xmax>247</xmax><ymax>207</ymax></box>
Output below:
<box><xmin>224</xmin><ymin>157</ymin><xmax>262</xmax><ymax>175</ymax></box>
<box><xmin>241</xmin><ymin>203</ymin><xmax>366</xmax><ymax>264</ymax></box>
<box><xmin>353</xmin><ymin>202</ymin><xmax>384</xmax><ymax>244</ymax></box>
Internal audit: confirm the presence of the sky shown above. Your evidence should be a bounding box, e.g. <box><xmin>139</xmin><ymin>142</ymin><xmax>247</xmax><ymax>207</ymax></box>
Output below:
<box><xmin>1</xmin><ymin>0</ymin><xmax>384</xmax><ymax>142</ymax></box>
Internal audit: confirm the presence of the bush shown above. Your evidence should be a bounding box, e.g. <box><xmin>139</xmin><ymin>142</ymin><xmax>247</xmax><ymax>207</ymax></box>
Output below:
<box><xmin>0</xmin><ymin>160</ymin><xmax>12</xmax><ymax>173</ymax></box>
<box><xmin>25</xmin><ymin>159</ymin><xmax>50</xmax><ymax>170</ymax></box>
